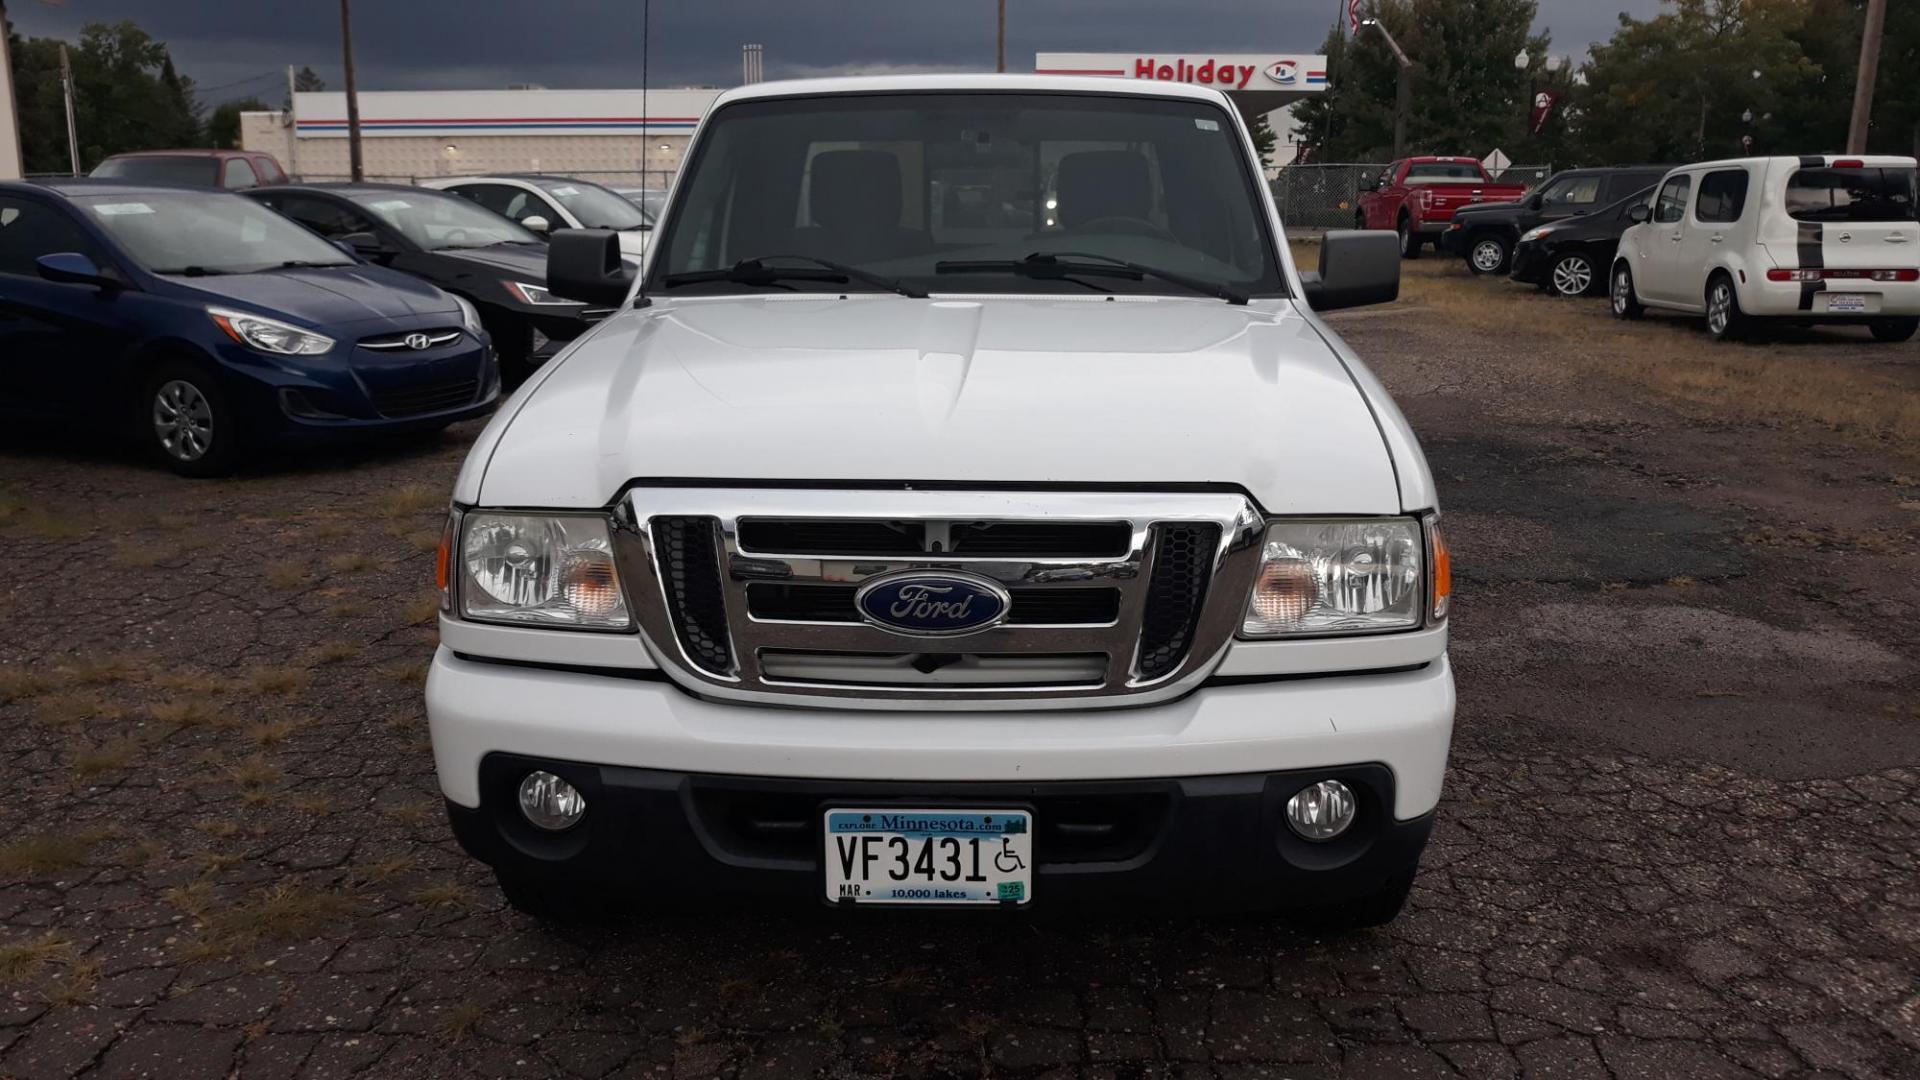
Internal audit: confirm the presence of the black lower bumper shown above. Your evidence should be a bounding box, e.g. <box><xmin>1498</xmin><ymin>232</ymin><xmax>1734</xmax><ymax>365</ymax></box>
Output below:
<box><xmin>1508</xmin><ymin>244</ymin><xmax>1551</xmax><ymax>286</ymax></box>
<box><xmin>447</xmin><ymin>754</ymin><xmax>1433</xmax><ymax>912</ymax></box>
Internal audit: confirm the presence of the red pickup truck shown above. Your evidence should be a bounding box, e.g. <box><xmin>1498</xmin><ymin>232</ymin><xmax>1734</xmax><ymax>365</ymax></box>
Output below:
<box><xmin>1355</xmin><ymin>157</ymin><xmax>1530</xmax><ymax>259</ymax></box>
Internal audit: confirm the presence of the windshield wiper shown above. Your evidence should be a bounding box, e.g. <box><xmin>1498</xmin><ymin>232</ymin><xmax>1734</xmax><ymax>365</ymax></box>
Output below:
<box><xmin>935</xmin><ymin>251</ymin><xmax>1248</xmax><ymax>305</ymax></box>
<box><xmin>151</xmin><ymin>265</ymin><xmax>229</xmax><ymax>277</ymax></box>
<box><xmin>275</xmin><ymin>260</ymin><xmax>354</xmax><ymax>270</ymax></box>
<box><xmin>661</xmin><ymin>255</ymin><xmax>926</xmax><ymax>298</ymax></box>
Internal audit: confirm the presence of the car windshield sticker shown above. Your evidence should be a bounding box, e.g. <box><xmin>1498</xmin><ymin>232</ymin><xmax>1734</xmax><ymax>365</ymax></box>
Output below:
<box><xmin>1194</xmin><ymin>118</ymin><xmax>1221</xmax><ymax>131</ymax></box>
<box><xmin>549</xmin><ymin>186</ymin><xmax>579</xmax><ymax>197</ymax></box>
<box><xmin>92</xmin><ymin>202</ymin><xmax>155</xmax><ymax>216</ymax></box>
<box><xmin>368</xmin><ymin>199</ymin><xmax>411</xmax><ymax>212</ymax></box>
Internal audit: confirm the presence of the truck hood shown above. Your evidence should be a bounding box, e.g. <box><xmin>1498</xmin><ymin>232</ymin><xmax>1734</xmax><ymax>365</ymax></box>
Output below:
<box><xmin>474</xmin><ymin>295</ymin><xmax>1404</xmax><ymax>514</ymax></box>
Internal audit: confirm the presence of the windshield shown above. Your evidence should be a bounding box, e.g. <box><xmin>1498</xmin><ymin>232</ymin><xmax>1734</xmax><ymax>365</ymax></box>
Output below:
<box><xmin>90</xmin><ymin>156</ymin><xmax>218</xmax><ymax>186</ymax></box>
<box><xmin>347</xmin><ymin>188</ymin><xmax>539</xmax><ymax>250</ymax></box>
<box><xmin>614</xmin><ymin>188</ymin><xmax>667</xmax><ymax>224</ymax></box>
<box><xmin>650</xmin><ymin>92</ymin><xmax>1284</xmax><ymax>298</ymax></box>
<box><xmin>1786</xmin><ymin>166</ymin><xmax>1917</xmax><ymax>223</ymax></box>
<box><xmin>530</xmin><ymin>178</ymin><xmax>649</xmax><ymax>230</ymax></box>
<box><xmin>77</xmin><ymin>190</ymin><xmax>353</xmax><ymax>274</ymax></box>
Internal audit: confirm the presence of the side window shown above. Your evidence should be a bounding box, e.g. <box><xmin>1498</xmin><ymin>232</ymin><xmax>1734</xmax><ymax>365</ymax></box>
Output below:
<box><xmin>1653</xmin><ymin>175</ymin><xmax>1692</xmax><ymax>224</ymax></box>
<box><xmin>267</xmin><ymin>195</ymin><xmax>379</xmax><ymax>241</ymax></box>
<box><xmin>1694</xmin><ymin>169</ymin><xmax>1751</xmax><ymax>224</ymax></box>
<box><xmin>1540</xmin><ymin>175</ymin><xmax>1601</xmax><ymax>209</ymax></box>
<box><xmin>0</xmin><ymin>197</ymin><xmax>108</xmax><ymax>277</ymax></box>
<box><xmin>256</xmin><ymin>157</ymin><xmax>288</xmax><ymax>184</ymax></box>
<box><xmin>221</xmin><ymin>158</ymin><xmax>260</xmax><ymax>189</ymax></box>
<box><xmin>450</xmin><ymin>183</ymin><xmax>515</xmax><ymax>217</ymax></box>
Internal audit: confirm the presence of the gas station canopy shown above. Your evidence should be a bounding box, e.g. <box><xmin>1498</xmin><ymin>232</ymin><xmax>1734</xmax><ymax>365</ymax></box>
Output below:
<box><xmin>1034</xmin><ymin>52</ymin><xmax>1329</xmax><ymax>117</ymax></box>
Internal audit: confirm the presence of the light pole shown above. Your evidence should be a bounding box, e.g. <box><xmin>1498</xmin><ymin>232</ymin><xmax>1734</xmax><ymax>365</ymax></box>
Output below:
<box><xmin>1514</xmin><ymin>49</ymin><xmax>1531</xmax><ymax>139</ymax></box>
<box><xmin>1360</xmin><ymin>18</ymin><xmax>1411</xmax><ymax>160</ymax></box>
<box><xmin>0</xmin><ymin>0</ymin><xmax>25</xmax><ymax>181</ymax></box>
<box><xmin>1848</xmin><ymin>0</ymin><xmax>1886</xmax><ymax>154</ymax></box>
<box><xmin>340</xmin><ymin>0</ymin><xmax>364</xmax><ymax>182</ymax></box>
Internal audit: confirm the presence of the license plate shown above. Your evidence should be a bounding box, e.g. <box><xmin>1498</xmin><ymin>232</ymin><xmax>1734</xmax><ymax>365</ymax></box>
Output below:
<box><xmin>1827</xmin><ymin>293</ymin><xmax>1868</xmax><ymax>313</ymax></box>
<box><xmin>823</xmin><ymin>808</ymin><xmax>1032</xmax><ymax>906</ymax></box>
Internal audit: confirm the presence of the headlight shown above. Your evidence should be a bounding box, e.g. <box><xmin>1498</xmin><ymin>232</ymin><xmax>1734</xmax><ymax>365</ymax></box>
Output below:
<box><xmin>505</xmin><ymin>280</ymin><xmax>584</xmax><ymax>306</ymax></box>
<box><xmin>1519</xmin><ymin>225</ymin><xmax>1554</xmax><ymax>243</ymax></box>
<box><xmin>450</xmin><ymin>293</ymin><xmax>483</xmax><ymax>334</ymax></box>
<box><xmin>207</xmin><ymin>306</ymin><xmax>334</xmax><ymax>356</ymax></box>
<box><xmin>458</xmin><ymin>512</ymin><xmax>631</xmax><ymax>630</ymax></box>
<box><xmin>1240</xmin><ymin>518</ymin><xmax>1425</xmax><ymax>637</ymax></box>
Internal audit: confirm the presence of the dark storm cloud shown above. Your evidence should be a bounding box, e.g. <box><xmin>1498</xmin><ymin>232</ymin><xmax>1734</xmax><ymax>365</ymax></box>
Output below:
<box><xmin>9</xmin><ymin>0</ymin><xmax>1668</xmax><ymax>101</ymax></box>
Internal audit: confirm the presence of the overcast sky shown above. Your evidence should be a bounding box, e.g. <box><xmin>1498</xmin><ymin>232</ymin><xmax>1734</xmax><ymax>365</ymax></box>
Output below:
<box><xmin>8</xmin><ymin>0</ymin><xmax>1670</xmax><ymax>103</ymax></box>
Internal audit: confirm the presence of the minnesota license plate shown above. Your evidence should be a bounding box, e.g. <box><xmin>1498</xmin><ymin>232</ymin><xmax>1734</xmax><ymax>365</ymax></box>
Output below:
<box><xmin>823</xmin><ymin>808</ymin><xmax>1033</xmax><ymax>906</ymax></box>
<box><xmin>1826</xmin><ymin>293</ymin><xmax>1868</xmax><ymax>313</ymax></box>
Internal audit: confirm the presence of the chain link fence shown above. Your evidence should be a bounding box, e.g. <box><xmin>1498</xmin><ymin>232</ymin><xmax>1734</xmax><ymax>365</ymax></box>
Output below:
<box><xmin>1271</xmin><ymin>162</ymin><xmax>1554</xmax><ymax>232</ymax></box>
<box><xmin>291</xmin><ymin>168</ymin><xmax>677</xmax><ymax>190</ymax></box>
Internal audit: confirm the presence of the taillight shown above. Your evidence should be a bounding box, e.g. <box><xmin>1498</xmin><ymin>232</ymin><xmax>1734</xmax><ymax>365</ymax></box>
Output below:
<box><xmin>1418</xmin><ymin>189</ymin><xmax>1435</xmax><ymax>209</ymax></box>
<box><xmin>1766</xmin><ymin>268</ymin><xmax>1918</xmax><ymax>282</ymax></box>
<box><xmin>1834</xmin><ymin>158</ymin><xmax>1865</xmax><ymax>169</ymax></box>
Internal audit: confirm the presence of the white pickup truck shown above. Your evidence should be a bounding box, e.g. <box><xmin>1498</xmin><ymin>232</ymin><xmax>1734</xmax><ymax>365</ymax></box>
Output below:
<box><xmin>426</xmin><ymin>74</ymin><xmax>1454</xmax><ymax>927</ymax></box>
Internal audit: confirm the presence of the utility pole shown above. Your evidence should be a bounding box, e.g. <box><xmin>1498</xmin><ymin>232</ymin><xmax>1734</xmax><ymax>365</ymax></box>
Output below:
<box><xmin>339</xmin><ymin>0</ymin><xmax>364</xmax><ymax>181</ymax></box>
<box><xmin>0</xmin><ymin>0</ymin><xmax>25</xmax><ymax>181</ymax></box>
<box><xmin>285</xmin><ymin>65</ymin><xmax>301</xmax><ymax>179</ymax></box>
<box><xmin>1362</xmin><ymin>18</ymin><xmax>1412</xmax><ymax>160</ymax></box>
<box><xmin>996</xmin><ymin>0</ymin><xmax>1006</xmax><ymax>73</ymax></box>
<box><xmin>1847</xmin><ymin>0</ymin><xmax>1886</xmax><ymax>154</ymax></box>
<box><xmin>58</xmin><ymin>44</ymin><xmax>79</xmax><ymax>175</ymax></box>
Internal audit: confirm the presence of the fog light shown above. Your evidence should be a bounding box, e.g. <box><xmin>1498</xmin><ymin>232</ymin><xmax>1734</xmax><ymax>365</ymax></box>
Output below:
<box><xmin>517</xmin><ymin>771</ymin><xmax>586</xmax><ymax>831</ymax></box>
<box><xmin>1285</xmin><ymin>780</ymin><xmax>1356</xmax><ymax>841</ymax></box>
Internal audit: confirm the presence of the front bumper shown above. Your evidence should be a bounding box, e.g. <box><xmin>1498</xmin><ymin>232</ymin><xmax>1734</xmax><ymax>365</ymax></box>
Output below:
<box><xmin>446</xmin><ymin>756</ymin><xmax>1434</xmax><ymax>911</ymax></box>
<box><xmin>1508</xmin><ymin>242</ymin><xmax>1551</xmax><ymax>285</ymax></box>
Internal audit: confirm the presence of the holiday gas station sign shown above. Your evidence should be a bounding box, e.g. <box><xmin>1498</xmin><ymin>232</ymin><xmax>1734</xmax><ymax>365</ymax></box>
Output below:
<box><xmin>1035</xmin><ymin>53</ymin><xmax>1328</xmax><ymax>94</ymax></box>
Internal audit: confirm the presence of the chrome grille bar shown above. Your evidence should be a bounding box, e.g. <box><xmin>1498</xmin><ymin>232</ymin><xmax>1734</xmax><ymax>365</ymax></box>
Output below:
<box><xmin>613</xmin><ymin>488</ymin><xmax>1264</xmax><ymax>711</ymax></box>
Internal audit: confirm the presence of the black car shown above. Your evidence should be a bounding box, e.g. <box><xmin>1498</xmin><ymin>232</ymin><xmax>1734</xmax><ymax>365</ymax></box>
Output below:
<box><xmin>1442</xmin><ymin>165</ymin><xmax>1672</xmax><ymax>276</ymax></box>
<box><xmin>1509</xmin><ymin>185</ymin><xmax>1656</xmax><ymax>297</ymax></box>
<box><xmin>246</xmin><ymin>183</ymin><xmax>608</xmax><ymax>383</ymax></box>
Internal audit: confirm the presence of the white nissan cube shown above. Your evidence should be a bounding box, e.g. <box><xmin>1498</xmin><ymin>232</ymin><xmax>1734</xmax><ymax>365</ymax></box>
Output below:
<box><xmin>425</xmin><ymin>75</ymin><xmax>1453</xmax><ymax>927</ymax></box>
<box><xmin>1611</xmin><ymin>155</ymin><xmax>1920</xmax><ymax>342</ymax></box>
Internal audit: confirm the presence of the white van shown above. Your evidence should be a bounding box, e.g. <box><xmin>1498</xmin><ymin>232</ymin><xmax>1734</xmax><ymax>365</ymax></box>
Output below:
<box><xmin>1611</xmin><ymin>155</ymin><xmax>1918</xmax><ymax>342</ymax></box>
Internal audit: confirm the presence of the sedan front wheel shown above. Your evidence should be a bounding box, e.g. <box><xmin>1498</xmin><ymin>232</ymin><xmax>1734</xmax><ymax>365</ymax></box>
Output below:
<box><xmin>1549</xmin><ymin>253</ymin><xmax>1595</xmax><ymax>297</ymax></box>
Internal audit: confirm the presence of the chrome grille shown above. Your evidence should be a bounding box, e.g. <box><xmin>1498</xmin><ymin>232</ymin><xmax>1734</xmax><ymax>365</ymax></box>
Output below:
<box><xmin>615</xmin><ymin>489</ymin><xmax>1264</xmax><ymax>710</ymax></box>
<box><xmin>360</xmin><ymin>328</ymin><xmax>463</xmax><ymax>351</ymax></box>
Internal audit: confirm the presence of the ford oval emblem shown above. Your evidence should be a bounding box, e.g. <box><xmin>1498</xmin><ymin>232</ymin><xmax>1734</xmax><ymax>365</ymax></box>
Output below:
<box><xmin>854</xmin><ymin>571</ymin><xmax>1011</xmax><ymax>637</ymax></box>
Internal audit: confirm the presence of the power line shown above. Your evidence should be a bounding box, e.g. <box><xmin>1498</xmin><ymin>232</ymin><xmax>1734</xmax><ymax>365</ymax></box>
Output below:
<box><xmin>192</xmin><ymin>69</ymin><xmax>282</xmax><ymax>96</ymax></box>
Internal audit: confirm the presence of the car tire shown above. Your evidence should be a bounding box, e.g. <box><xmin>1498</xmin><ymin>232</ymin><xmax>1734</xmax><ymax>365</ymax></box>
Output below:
<box><xmin>483</xmin><ymin>314</ymin><xmax>537</xmax><ymax>389</ymax></box>
<box><xmin>1868</xmin><ymin>317</ymin><xmax>1919</xmax><ymax>343</ymax></box>
<box><xmin>1397</xmin><ymin>216</ymin><xmax>1421</xmax><ymax>260</ymax></box>
<box><xmin>1287</xmin><ymin>867</ymin><xmax>1417</xmax><ymax>932</ymax></box>
<box><xmin>494</xmin><ymin>869</ymin><xmax>611</xmax><ymax>923</ymax></box>
<box><xmin>1704</xmin><ymin>273</ymin><xmax>1752</xmax><ymax>342</ymax></box>
<box><xmin>1610</xmin><ymin>264</ymin><xmax>1644</xmax><ymax>320</ymax></box>
<box><xmin>141</xmin><ymin>361</ymin><xmax>243</xmax><ymax>478</ymax></box>
<box><xmin>1548</xmin><ymin>253</ymin><xmax>1596</xmax><ymax>297</ymax></box>
<box><xmin>1467</xmin><ymin>233</ymin><xmax>1510</xmax><ymax>275</ymax></box>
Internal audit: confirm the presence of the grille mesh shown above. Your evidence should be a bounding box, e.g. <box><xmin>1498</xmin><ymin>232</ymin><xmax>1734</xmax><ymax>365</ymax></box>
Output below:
<box><xmin>1135</xmin><ymin>523</ymin><xmax>1220</xmax><ymax>679</ymax></box>
<box><xmin>369</xmin><ymin>378</ymin><xmax>478</xmax><ymax>418</ymax></box>
<box><xmin>653</xmin><ymin>516</ymin><xmax>733</xmax><ymax>674</ymax></box>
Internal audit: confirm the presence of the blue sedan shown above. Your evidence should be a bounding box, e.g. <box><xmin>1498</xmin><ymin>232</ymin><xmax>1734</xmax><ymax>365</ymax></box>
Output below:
<box><xmin>0</xmin><ymin>179</ymin><xmax>498</xmax><ymax>476</ymax></box>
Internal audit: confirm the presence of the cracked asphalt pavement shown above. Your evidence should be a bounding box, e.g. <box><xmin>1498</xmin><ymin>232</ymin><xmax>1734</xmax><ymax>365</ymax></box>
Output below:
<box><xmin>1</xmin><ymin>268</ymin><xmax>1917</xmax><ymax>1078</ymax></box>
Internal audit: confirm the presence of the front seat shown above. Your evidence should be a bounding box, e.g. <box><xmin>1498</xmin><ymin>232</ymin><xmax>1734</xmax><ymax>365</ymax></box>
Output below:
<box><xmin>795</xmin><ymin>150</ymin><xmax>930</xmax><ymax>265</ymax></box>
<box><xmin>1055</xmin><ymin>150</ymin><xmax>1159</xmax><ymax>235</ymax></box>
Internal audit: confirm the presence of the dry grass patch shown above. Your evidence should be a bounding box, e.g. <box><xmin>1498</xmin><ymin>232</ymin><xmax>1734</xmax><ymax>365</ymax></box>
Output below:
<box><xmin>241</xmin><ymin>666</ymin><xmax>309</xmax><ymax>697</ymax></box>
<box><xmin>0</xmin><ymin>934</ymin><xmax>70</xmax><ymax>982</ymax></box>
<box><xmin>211</xmin><ymin>882</ymin><xmax>362</xmax><ymax>944</ymax></box>
<box><xmin>401</xmin><ymin>595</ymin><xmax>442</xmax><ymax>625</ymax></box>
<box><xmin>246</xmin><ymin>719</ymin><xmax>301</xmax><ymax>747</ymax></box>
<box><xmin>377</xmin><ymin>485</ymin><xmax>443</xmax><ymax>519</ymax></box>
<box><xmin>407</xmin><ymin>882</ymin><xmax>472</xmax><ymax>909</ymax></box>
<box><xmin>442</xmin><ymin>1001</ymin><xmax>486</xmax><ymax>1044</ymax></box>
<box><xmin>379</xmin><ymin>660</ymin><xmax>430</xmax><ymax>687</ymax></box>
<box><xmin>152</xmin><ymin>671</ymin><xmax>225</xmax><ymax>695</ymax></box>
<box><xmin>324</xmin><ymin>600</ymin><xmax>372</xmax><ymax>619</ymax></box>
<box><xmin>41</xmin><ymin>954</ymin><xmax>103</xmax><ymax>1005</ymax></box>
<box><xmin>111</xmin><ymin>540</ymin><xmax>183</xmax><ymax>568</ymax></box>
<box><xmin>309</xmin><ymin>641</ymin><xmax>363</xmax><ymax>665</ymax></box>
<box><xmin>1614</xmin><ymin>349</ymin><xmax>1920</xmax><ymax>446</ymax></box>
<box><xmin>326</xmin><ymin>552</ymin><xmax>376</xmax><ymax>573</ymax></box>
<box><xmin>150</xmin><ymin>697</ymin><xmax>223</xmax><ymax>728</ymax></box>
<box><xmin>0</xmin><ymin>667</ymin><xmax>51</xmax><ymax>704</ymax></box>
<box><xmin>264</xmin><ymin>560</ymin><xmax>310</xmax><ymax>589</ymax></box>
<box><xmin>353</xmin><ymin>855</ymin><xmax>413</xmax><ymax>881</ymax></box>
<box><xmin>10</xmin><ymin>507</ymin><xmax>92</xmax><ymax>540</ymax></box>
<box><xmin>60</xmin><ymin>655</ymin><xmax>142</xmax><ymax>685</ymax></box>
<box><xmin>72</xmin><ymin>737</ymin><xmax>142</xmax><ymax>777</ymax></box>
<box><xmin>193</xmin><ymin>818</ymin><xmax>242</xmax><ymax>840</ymax></box>
<box><xmin>164</xmin><ymin>881</ymin><xmax>216</xmax><ymax>921</ymax></box>
<box><xmin>0</xmin><ymin>830</ymin><xmax>105</xmax><ymax>875</ymax></box>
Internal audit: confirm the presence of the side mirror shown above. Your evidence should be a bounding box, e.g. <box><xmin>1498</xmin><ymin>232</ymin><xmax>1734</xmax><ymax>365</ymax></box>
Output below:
<box><xmin>1526</xmin><ymin>192</ymin><xmax>1544</xmax><ymax>210</ymax></box>
<box><xmin>546</xmin><ymin>228</ymin><xmax>634</xmax><ymax>306</ymax></box>
<box><xmin>338</xmin><ymin>231</ymin><xmax>388</xmax><ymax>256</ymax></box>
<box><xmin>1627</xmin><ymin>204</ymin><xmax>1651</xmax><ymax>224</ymax></box>
<box><xmin>521</xmin><ymin>215</ymin><xmax>552</xmax><ymax>235</ymax></box>
<box><xmin>1299</xmin><ymin>229</ymin><xmax>1400</xmax><ymax>312</ymax></box>
<box><xmin>36</xmin><ymin>252</ymin><xmax>118</xmax><ymax>289</ymax></box>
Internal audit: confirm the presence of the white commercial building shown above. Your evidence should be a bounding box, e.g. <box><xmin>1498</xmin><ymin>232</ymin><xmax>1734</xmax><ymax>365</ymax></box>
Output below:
<box><xmin>241</xmin><ymin>88</ymin><xmax>723</xmax><ymax>186</ymax></box>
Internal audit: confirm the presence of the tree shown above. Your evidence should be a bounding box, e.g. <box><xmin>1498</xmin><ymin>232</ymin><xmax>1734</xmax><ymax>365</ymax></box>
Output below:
<box><xmin>1248</xmin><ymin>111</ymin><xmax>1278</xmax><ymax>163</ymax></box>
<box><xmin>1291</xmin><ymin>0</ymin><xmax>1548</xmax><ymax>161</ymax></box>
<box><xmin>208</xmin><ymin>95</ymin><xmax>268</xmax><ymax>149</ymax></box>
<box><xmin>5</xmin><ymin>20</ymin><xmax>203</xmax><ymax>172</ymax></box>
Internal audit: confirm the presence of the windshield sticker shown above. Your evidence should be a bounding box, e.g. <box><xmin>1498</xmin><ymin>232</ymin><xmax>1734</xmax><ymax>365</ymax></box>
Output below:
<box><xmin>367</xmin><ymin>199</ymin><xmax>412</xmax><ymax>212</ymax></box>
<box><xmin>549</xmin><ymin>186</ymin><xmax>579</xmax><ymax>197</ymax></box>
<box><xmin>1194</xmin><ymin>118</ymin><xmax>1221</xmax><ymax>132</ymax></box>
<box><xmin>92</xmin><ymin>202</ymin><xmax>155</xmax><ymax>216</ymax></box>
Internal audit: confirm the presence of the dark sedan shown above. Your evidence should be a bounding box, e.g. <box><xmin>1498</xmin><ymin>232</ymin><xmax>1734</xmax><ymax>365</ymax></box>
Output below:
<box><xmin>247</xmin><ymin>184</ymin><xmax>609</xmax><ymax>384</ymax></box>
<box><xmin>0</xmin><ymin>180</ymin><xmax>496</xmax><ymax>476</ymax></box>
<box><xmin>1509</xmin><ymin>186</ymin><xmax>1656</xmax><ymax>297</ymax></box>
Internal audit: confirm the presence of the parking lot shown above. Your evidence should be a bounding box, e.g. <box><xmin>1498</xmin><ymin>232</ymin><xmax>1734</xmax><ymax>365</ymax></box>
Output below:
<box><xmin>1</xmin><ymin>255</ymin><xmax>1916</xmax><ymax>1079</ymax></box>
